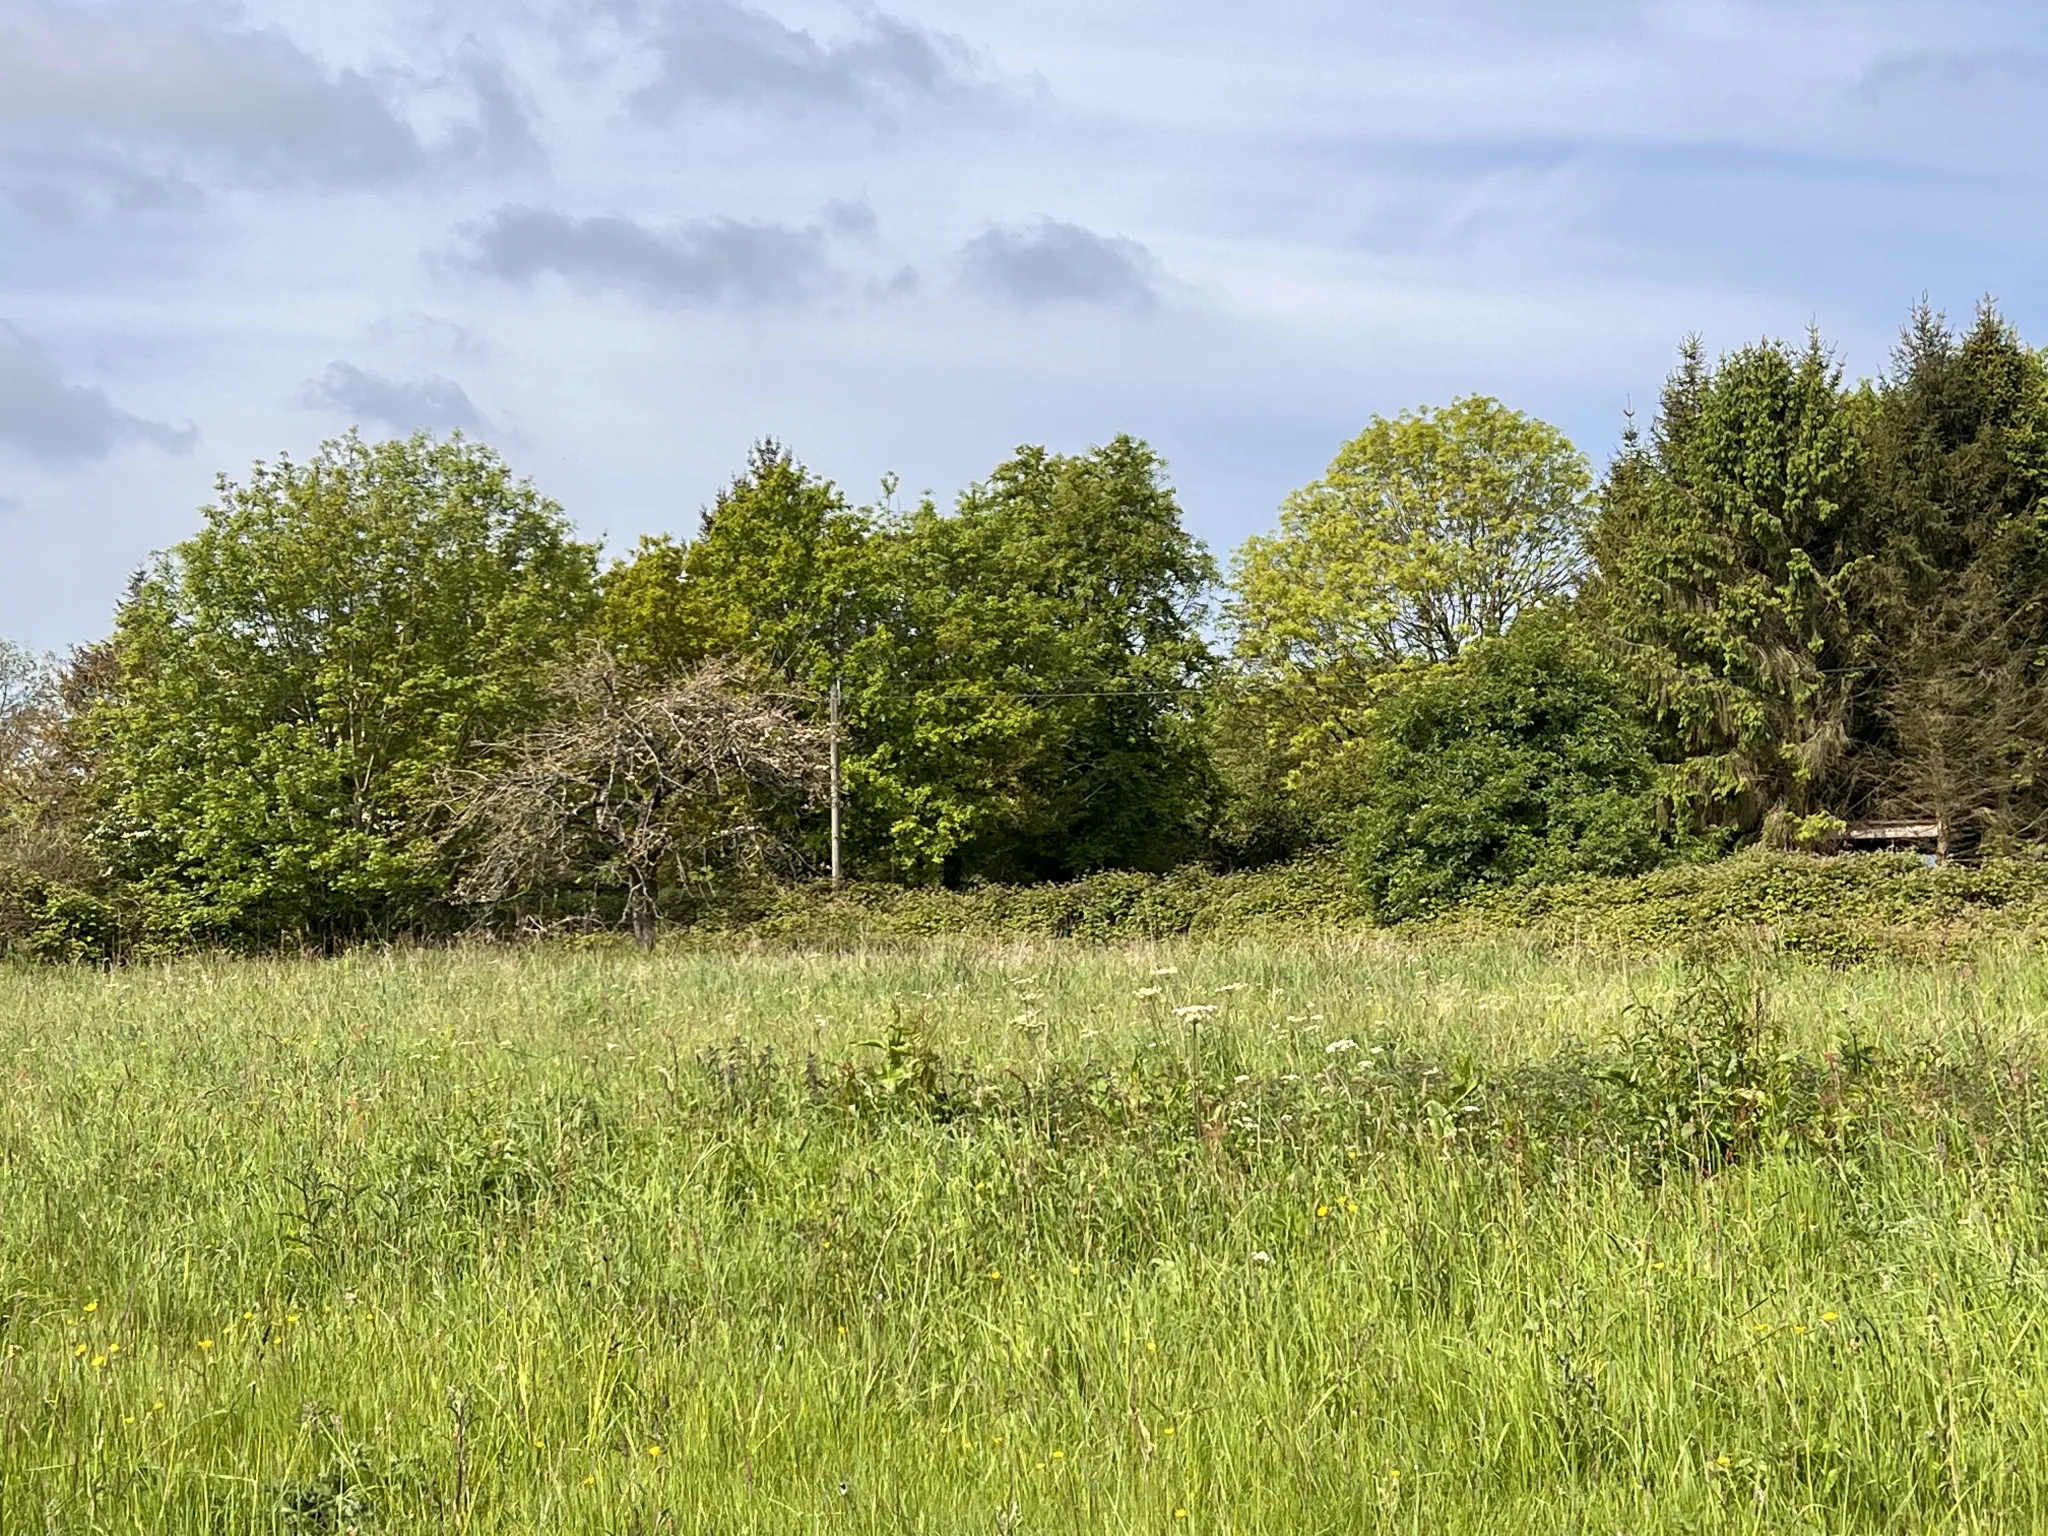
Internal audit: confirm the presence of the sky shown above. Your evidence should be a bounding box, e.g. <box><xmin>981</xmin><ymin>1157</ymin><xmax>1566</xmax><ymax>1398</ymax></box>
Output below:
<box><xmin>2</xmin><ymin>0</ymin><xmax>2044</xmax><ymax>650</ymax></box>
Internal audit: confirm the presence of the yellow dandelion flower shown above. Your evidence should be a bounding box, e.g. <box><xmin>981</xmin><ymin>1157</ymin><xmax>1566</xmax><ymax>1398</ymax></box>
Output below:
<box><xmin>91</xmin><ymin>1355</ymin><xmax>106</xmax><ymax>1369</ymax></box>
<box><xmin>1145</xmin><ymin>1340</ymin><xmax>1158</xmax><ymax>1352</ymax></box>
<box><xmin>107</xmin><ymin>1342</ymin><xmax>120</xmax><ymax>1354</ymax></box>
<box><xmin>1317</xmin><ymin>1205</ymin><xmax>1330</xmax><ymax>1219</ymax></box>
<box><xmin>533</xmin><ymin>1438</ymin><xmax>545</xmax><ymax>1450</ymax></box>
<box><xmin>73</xmin><ymin>1343</ymin><xmax>87</xmax><ymax>1358</ymax></box>
<box><xmin>287</xmin><ymin>1314</ymin><xmax>300</xmax><ymax>1325</ymax></box>
<box><xmin>989</xmin><ymin>1268</ymin><xmax>1001</xmax><ymax>1280</ymax></box>
<box><xmin>1162</xmin><ymin>1425</ymin><xmax>1176</xmax><ymax>1436</ymax></box>
<box><xmin>152</xmin><ymin>1400</ymin><xmax>164</xmax><ymax>1411</ymax></box>
<box><xmin>1176</xmin><ymin>1511</ymin><xmax>1188</xmax><ymax>1520</ymax></box>
<box><xmin>1050</xmin><ymin>1449</ymin><xmax>1064</xmax><ymax>1459</ymax></box>
<box><xmin>582</xmin><ymin>1475</ymin><xmax>596</xmax><ymax>1486</ymax></box>
<box><xmin>1795</xmin><ymin>1325</ymin><xmax>1808</xmax><ymax>1336</ymax></box>
<box><xmin>198</xmin><ymin>1339</ymin><xmax>214</xmax><ymax>1351</ymax></box>
<box><xmin>83</xmin><ymin>1301</ymin><xmax>98</xmax><ymax>1315</ymax></box>
<box><xmin>1717</xmin><ymin>1455</ymin><xmax>1732</xmax><ymax>1467</ymax></box>
<box><xmin>1822</xmin><ymin>1311</ymin><xmax>1839</xmax><ymax>1323</ymax></box>
<box><xmin>647</xmin><ymin>1444</ymin><xmax>664</xmax><ymax>1458</ymax></box>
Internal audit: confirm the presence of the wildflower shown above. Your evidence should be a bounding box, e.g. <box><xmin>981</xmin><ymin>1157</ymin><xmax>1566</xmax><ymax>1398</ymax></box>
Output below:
<box><xmin>91</xmin><ymin>1354</ymin><xmax>106</xmax><ymax>1369</ymax></box>
<box><xmin>1716</xmin><ymin>1455</ymin><xmax>1731</xmax><ymax>1468</ymax></box>
<box><xmin>1325</xmin><ymin>1039</ymin><xmax>1357</xmax><ymax>1054</ymax></box>
<box><xmin>1146</xmin><ymin>1341</ymin><xmax>1158</xmax><ymax>1353</ymax></box>
<box><xmin>647</xmin><ymin>1444</ymin><xmax>664</xmax><ymax>1458</ymax></box>
<box><xmin>1316</xmin><ymin>1205</ymin><xmax>1330</xmax><ymax>1219</ymax></box>
<box><xmin>1135</xmin><ymin>987</ymin><xmax>1163</xmax><ymax>1001</ymax></box>
<box><xmin>1251</xmin><ymin>1251</ymin><xmax>1272</xmax><ymax>1264</ymax></box>
<box><xmin>989</xmin><ymin>1268</ymin><xmax>1002</xmax><ymax>1280</ymax></box>
<box><xmin>287</xmin><ymin>1314</ymin><xmax>300</xmax><ymax>1325</ymax></box>
<box><xmin>83</xmin><ymin>1301</ymin><xmax>98</xmax><ymax>1315</ymax></box>
<box><xmin>108</xmin><ymin>1342</ymin><xmax>120</xmax><ymax>1355</ymax></box>
<box><xmin>1173</xmin><ymin>1005</ymin><xmax>1219</xmax><ymax>1020</ymax></box>
<box><xmin>1217</xmin><ymin>982</ymin><xmax>1249</xmax><ymax>993</ymax></box>
<box><xmin>198</xmin><ymin>1339</ymin><xmax>214</xmax><ymax>1352</ymax></box>
<box><xmin>73</xmin><ymin>1344</ymin><xmax>87</xmax><ymax>1358</ymax></box>
<box><xmin>1151</xmin><ymin>967</ymin><xmax>1179</xmax><ymax>977</ymax></box>
<box><xmin>1795</xmin><ymin>1325</ymin><xmax>1808</xmax><ymax>1336</ymax></box>
<box><xmin>1822</xmin><ymin>1311</ymin><xmax>1839</xmax><ymax>1323</ymax></box>
<box><xmin>534</xmin><ymin>1438</ymin><xmax>546</xmax><ymax>1450</ymax></box>
<box><xmin>151</xmin><ymin>1401</ymin><xmax>164</xmax><ymax>1411</ymax></box>
<box><xmin>582</xmin><ymin>1475</ymin><xmax>596</xmax><ymax>1486</ymax></box>
<box><xmin>1176</xmin><ymin>1511</ymin><xmax>1188</xmax><ymax>1520</ymax></box>
<box><xmin>1051</xmin><ymin>1449</ymin><xmax>1064</xmax><ymax>1459</ymax></box>
<box><xmin>1162</xmin><ymin>1425</ymin><xmax>1176</xmax><ymax>1436</ymax></box>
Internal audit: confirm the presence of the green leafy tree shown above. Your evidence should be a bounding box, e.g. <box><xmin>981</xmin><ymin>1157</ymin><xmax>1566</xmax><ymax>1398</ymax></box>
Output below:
<box><xmin>93</xmin><ymin>433</ymin><xmax>598</xmax><ymax>943</ymax></box>
<box><xmin>598</xmin><ymin>441</ymin><xmax>871</xmax><ymax>689</ymax></box>
<box><xmin>851</xmin><ymin>438</ymin><xmax>1218</xmax><ymax>882</ymax></box>
<box><xmin>1231</xmin><ymin>396</ymin><xmax>1595</xmax><ymax>674</ymax></box>
<box><xmin>1587</xmin><ymin>335</ymin><xmax>1867</xmax><ymax>833</ymax></box>
<box><xmin>1344</xmin><ymin>616</ymin><xmax>1671</xmax><ymax>921</ymax></box>
<box><xmin>607</xmin><ymin>437</ymin><xmax>1217</xmax><ymax>885</ymax></box>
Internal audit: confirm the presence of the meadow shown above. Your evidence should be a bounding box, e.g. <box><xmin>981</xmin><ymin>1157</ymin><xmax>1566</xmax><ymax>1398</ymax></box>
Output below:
<box><xmin>6</xmin><ymin>937</ymin><xmax>2048</xmax><ymax>1532</ymax></box>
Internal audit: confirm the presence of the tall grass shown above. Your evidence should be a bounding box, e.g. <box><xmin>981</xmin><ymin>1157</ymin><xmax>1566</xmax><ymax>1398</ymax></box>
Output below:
<box><xmin>5</xmin><ymin>938</ymin><xmax>2048</xmax><ymax>1531</ymax></box>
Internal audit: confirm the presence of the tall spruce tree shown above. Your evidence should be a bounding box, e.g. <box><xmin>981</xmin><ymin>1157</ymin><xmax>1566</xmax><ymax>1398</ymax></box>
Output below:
<box><xmin>1587</xmin><ymin>335</ymin><xmax>1868</xmax><ymax>834</ymax></box>
<box><xmin>1854</xmin><ymin>303</ymin><xmax>2048</xmax><ymax>849</ymax></box>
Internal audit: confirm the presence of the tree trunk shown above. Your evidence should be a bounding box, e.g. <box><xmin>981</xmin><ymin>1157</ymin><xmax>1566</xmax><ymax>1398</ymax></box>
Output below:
<box><xmin>627</xmin><ymin>882</ymin><xmax>656</xmax><ymax>951</ymax></box>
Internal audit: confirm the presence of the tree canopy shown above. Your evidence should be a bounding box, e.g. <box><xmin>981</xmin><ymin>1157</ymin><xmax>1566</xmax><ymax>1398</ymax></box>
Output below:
<box><xmin>1232</xmin><ymin>396</ymin><xmax>1594</xmax><ymax>674</ymax></box>
<box><xmin>14</xmin><ymin>298</ymin><xmax>2048</xmax><ymax>956</ymax></box>
<box><xmin>91</xmin><ymin>433</ymin><xmax>598</xmax><ymax>943</ymax></box>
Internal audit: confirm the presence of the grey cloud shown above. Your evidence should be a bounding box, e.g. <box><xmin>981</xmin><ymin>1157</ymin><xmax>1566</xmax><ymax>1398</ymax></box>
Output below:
<box><xmin>464</xmin><ymin>205</ymin><xmax>830</xmax><ymax>305</ymax></box>
<box><xmin>823</xmin><ymin>197</ymin><xmax>879</xmax><ymax>239</ymax></box>
<box><xmin>1855</xmin><ymin>48</ymin><xmax>2046</xmax><ymax>105</ymax></box>
<box><xmin>0</xmin><ymin>322</ymin><xmax>194</xmax><ymax>463</ymax></box>
<box><xmin>298</xmin><ymin>362</ymin><xmax>487</xmax><ymax>435</ymax></box>
<box><xmin>626</xmin><ymin>0</ymin><xmax>981</xmax><ymax>120</ymax></box>
<box><xmin>446</xmin><ymin>54</ymin><xmax>547</xmax><ymax>173</ymax></box>
<box><xmin>0</xmin><ymin>0</ymin><xmax>427</xmax><ymax>186</ymax></box>
<box><xmin>365</xmin><ymin>313</ymin><xmax>492</xmax><ymax>363</ymax></box>
<box><xmin>958</xmin><ymin>219</ymin><xmax>1161</xmax><ymax>309</ymax></box>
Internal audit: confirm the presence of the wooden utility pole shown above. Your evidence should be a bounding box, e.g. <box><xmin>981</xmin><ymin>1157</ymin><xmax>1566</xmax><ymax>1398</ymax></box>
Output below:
<box><xmin>829</xmin><ymin>676</ymin><xmax>843</xmax><ymax>888</ymax></box>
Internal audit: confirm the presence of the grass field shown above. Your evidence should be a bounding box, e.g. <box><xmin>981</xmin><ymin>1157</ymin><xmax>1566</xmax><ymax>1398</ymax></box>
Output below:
<box><xmin>7</xmin><ymin>937</ymin><xmax>2048</xmax><ymax>1532</ymax></box>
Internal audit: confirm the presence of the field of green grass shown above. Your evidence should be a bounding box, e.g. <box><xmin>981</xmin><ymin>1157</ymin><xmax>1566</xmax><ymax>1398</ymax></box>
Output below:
<box><xmin>7</xmin><ymin>937</ymin><xmax>2048</xmax><ymax>1532</ymax></box>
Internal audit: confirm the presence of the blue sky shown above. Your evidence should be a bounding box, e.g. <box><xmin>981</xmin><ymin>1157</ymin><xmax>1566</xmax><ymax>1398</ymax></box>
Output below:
<box><xmin>2</xmin><ymin>0</ymin><xmax>2043</xmax><ymax>649</ymax></box>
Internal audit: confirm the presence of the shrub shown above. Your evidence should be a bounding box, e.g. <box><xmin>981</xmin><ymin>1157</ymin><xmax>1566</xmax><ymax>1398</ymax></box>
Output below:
<box><xmin>1343</xmin><ymin>617</ymin><xmax>1675</xmax><ymax>920</ymax></box>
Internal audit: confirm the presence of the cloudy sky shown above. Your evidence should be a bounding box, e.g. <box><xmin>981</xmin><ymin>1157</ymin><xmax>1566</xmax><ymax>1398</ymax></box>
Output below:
<box><xmin>2</xmin><ymin>0</ymin><xmax>2043</xmax><ymax>649</ymax></box>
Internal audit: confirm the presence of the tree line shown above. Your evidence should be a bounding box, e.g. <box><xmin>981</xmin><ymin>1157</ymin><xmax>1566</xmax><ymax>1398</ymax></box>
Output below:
<box><xmin>2</xmin><ymin>300</ymin><xmax>2043</xmax><ymax>954</ymax></box>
